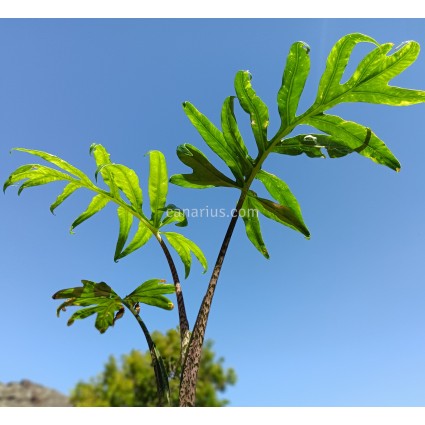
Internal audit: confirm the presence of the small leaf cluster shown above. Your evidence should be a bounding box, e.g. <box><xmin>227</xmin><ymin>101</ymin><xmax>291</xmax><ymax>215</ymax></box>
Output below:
<box><xmin>53</xmin><ymin>279</ymin><xmax>175</xmax><ymax>334</ymax></box>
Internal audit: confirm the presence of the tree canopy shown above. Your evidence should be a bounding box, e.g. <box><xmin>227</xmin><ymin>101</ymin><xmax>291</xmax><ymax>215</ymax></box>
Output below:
<box><xmin>70</xmin><ymin>329</ymin><xmax>236</xmax><ymax>407</ymax></box>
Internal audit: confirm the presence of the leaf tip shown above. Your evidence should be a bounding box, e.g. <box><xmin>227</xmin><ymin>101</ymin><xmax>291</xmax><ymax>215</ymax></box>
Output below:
<box><xmin>89</xmin><ymin>143</ymin><xmax>97</xmax><ymax>156</ymax></box>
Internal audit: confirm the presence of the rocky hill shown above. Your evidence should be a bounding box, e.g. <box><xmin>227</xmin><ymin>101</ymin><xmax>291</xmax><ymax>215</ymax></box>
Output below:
<box><xmin>0</xmin><ymin>380</ymin><xmax>72</xmax><ymax>407</ymax></box>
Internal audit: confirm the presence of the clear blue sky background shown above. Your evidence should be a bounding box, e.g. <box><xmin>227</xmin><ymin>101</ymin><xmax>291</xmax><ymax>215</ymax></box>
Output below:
<box><xmin>1</xmin><ymin>19</ymin><xmax>425</xmax><ymax>407</ymax></box>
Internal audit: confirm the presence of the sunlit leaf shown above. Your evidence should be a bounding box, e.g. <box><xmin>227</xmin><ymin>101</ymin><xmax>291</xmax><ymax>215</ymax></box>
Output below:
<box><xmin>221</xmin><ymin>96</ymin><xmax>253</xmax><ymax>177</ymax></box>
<box><xmin>183</xmin><ymin>101</ymin><xmax>245</xmax><ymax>182</ymax></box>
<box><xmin>311</xmin><ymin>33</ymin><xmax>425</xmax><ymax>111</ymax></box>
<box><xmin>170</xmin><ymin>144</ymin><xmax>240</xmax><ymax>189</ymax></box>
<box><xmin>313</xmin><ymin>33</ymin><xmax>378</xmax><ymax>108</ymax></box>
<box><xmin>159</xmin><ymin>204</ymin><xmax>188</xmax><ymax>228</ymax></box>
<box><xmin>249</xmin><ymin>194</ymin><xmax>310</xmax><ymax>238</ymax></box>
<box><xmin>234</xmin><ymin>70</ymin><xmax>269</xmax><ymax>154</ymax></box>
<box><xmin>90</xmin><ymin>143</ymin><xmax>119</xmax><ymax>197</ymax></box>
<box><xmin>162</xmin><ymin>231</ymin><xmax>207</xmax><ymax>278</ymax></box>
<box><xmin>256</xmin><ymin>170</ymin><xmax>309</xmax><ymax>237</ymax></box>
<box><xmin>124</xmin><ymin>279</ymin><xmax>175</xmax><ymax>310</ymax></box>
<box><xmin>278</xmin><ymin>41</ymin><xmax>311</xmax><ymax>129</ymax></box>
<box><xmin>305</xmin><ymin>114</ymin><xmax>401</xmax><ymax>171</ymax></box>
<box><xmin>104</xmin><ymin>164</ymin><xmax>143</xmax><ymax>214</ymax></box>
<box><xmin>13</xmin><ymin>148</ymin><xmax>92</xmax><ymax>183</ymax></box>
<box><xmin>148</xmin><ymin>150</ymin><xmax>168</xmax><ymax>227</ymax></box>
<box><xmin>117</xmin><ymin>221</ymin><xmax>153</xmax><ymax>260</ymax></box>
<box><xmin>240</xmin><ymin>196</ymin><xmax>268</xmax><ymax>258</ymax></box>
<box><xmin>50</xmin><ymin>181</ymin><xmax>83</xmax><ymax>214</ymax></box>
<box><xmin>272</xmin><ymin>134</ymin><xmax>325</xmax><ymax>158</ymax></box>
<box><xmin>70</xmin><ymin>194</ymin><xmax>110</xmax><ymax>233</ymax></box>
<box><xmin>53</xmin><ymin>280</ymin><xmax>123</xmax><ymax>334</ymax></box>
<box><xmin>114</xmin><ymin>206</ymin><xmax>133</xmax><ymax>262</ymax></box>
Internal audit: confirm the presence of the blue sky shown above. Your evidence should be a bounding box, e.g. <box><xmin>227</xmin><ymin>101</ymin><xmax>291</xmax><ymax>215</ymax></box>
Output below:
<box><xmin>1</xmin><ymin>19</ymin><xmax>425</xmax><ymax>407</ymax></box>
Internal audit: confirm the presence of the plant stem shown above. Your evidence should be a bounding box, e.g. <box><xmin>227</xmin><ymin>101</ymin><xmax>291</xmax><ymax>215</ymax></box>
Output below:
<box><xmin>178</xmin><ymin>195</ymin><xmax>244</xmax><ymax>406</ymax></box>
<box><xmin>178</xmin><ymin>124</ymin><xmax>301</xmax><ymax>406</ymax></box>
<box><xmin>124</xmin><ymin>301</ymin><xmax>170</xmax><ymax>406</ymax></box>
<box><xmin>158</xmin><ymin>237</ymin><xmax>191</xmax><ymax>358</ymax></box>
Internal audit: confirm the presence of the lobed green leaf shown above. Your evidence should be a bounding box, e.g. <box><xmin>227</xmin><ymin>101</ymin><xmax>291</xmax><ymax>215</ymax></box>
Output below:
<box><xmin>170</xmin><ymin>144</ymin><xmax>240</xmax><ymax>189</ymax></box>
<box><xmin>234</xmin><ymin>70</ymin><xmax>269</xmax><ymax>155</ymax></box>
<box><xmin>183</xmin><ymin>101</ymin><xmax>245</xmax><ymax>182</ymax></box>
<box><xmin>305</xmin><ymin>114</ymin><xmax>401</xmax><ymax>171</ymax></box>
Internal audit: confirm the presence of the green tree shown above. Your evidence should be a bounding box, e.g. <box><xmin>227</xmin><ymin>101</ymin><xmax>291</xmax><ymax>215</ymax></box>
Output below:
<box><xmin>70</xmin><ymin>329</ymin><xmax>236</xmax><ymax>407</ymax></box>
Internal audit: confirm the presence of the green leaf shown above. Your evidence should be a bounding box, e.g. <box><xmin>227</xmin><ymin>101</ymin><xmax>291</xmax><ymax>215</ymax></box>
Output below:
<box><xmin>4</xmin><ymin>164</ymin><xmax>75</xmax><ymax>195</ymax></box>
<box><xmin>50</xmin><ymin>181</ymin><xmax>83</xmax><ymax>214</ymax></box>
<box><xmin>114</xmin><ymin>206</ymin><xmax>133</xmax><ymax>262</ymax></box>
<box><xmin>90</xmin><ymin>143</ymin><xmax>119</xmax><ymax>197</ymax></box>
<box><xmin>183</xmin><ymin>101</ymin><xmax>245</xmax><ymax>182</ymax></box>
<box><xmin>105</xmin><ymin>164</ymin><xmax>143</xmax><ymax>214</ymax></box>
<box><xmin>240</xmin><ymin>196</ymin><xmax>269</xmax><ymax>258</ymax></box>
<box><xmin>278</xmin><ymin>41</ymin><xmax>311</xmax><ymax>129</ymax></box>
<box><xmin>162</xmin><ymin>231</ymin><xmax>207</xmax><ymax>278</ymax></box>
<box><xmin>272</xmin><ymin>134</ymin><xmax>325</xmax><ymax>158</ymax></box>
<box><xmin>17</xmin><ymin>175</ymin><xmax>68</xmax><ymax>195</ymax></box>
<box><xmin>70</xmin><ymin>194</ymin><xmax>110</xmax><ymax>233</ymax></box>
<box><xmin>234</xmin><ymin>70</ymin><xmax>269</xmax><ymax>154</ymax></box>
<box><xmin>124</xmin><ymin>279</ymin><xmax>175</xmax><ymax>310</ymax></box>
<box><xmin>312</xmin><ymin>34</ymin><xmax>425</xmax><ymax>110</ymax></box>
<box><xmin>170</xmin><ymin>144</ymin><xmax>240</xmax><ymax>189</ymax></box>
<box><xmin>148</xmin><ymin>150</ymin><xmax>168</xmax><ymax>227</ymax></box>
<box><xmin>256</xmin><ymin>170</ymin><xmax>309</xmax><ymax>237</ymax></box>
<box><xmin>346</xmin><ymin>41</ymin><xmax>425</xmax><ymax>106</ymax></box>
<box><xmin>116</xmin><ymin>221</ymin><xmax>153</xmax><ymax>260</ymax></box>
<box><xmin>305</xmin><ymin>114</ymin><xmax>401</xmax><ymax>171</ymax></box>
<box><xmin>53</xmin><ymin>280</ymin><xmax>123</xmax><ymax>334</ymax></box>
<box><xmin>159</xmin><ymin>204</ymin><xmax>188</xmax><ymax>228</ymax></box>
<box><xmin>13</xmin><ymin>148</ymin><xmax>92</xmax><ymax>183</ymax></box>
<box><xmin>221</xmin><ymin>96</ymin><xmax>253</xmax><ymax>177</ymax></box>
<box><xmin>314</xmin><ymin>33</ymin><xmax>378</xmax><ymax>108</ymax></box>
<box><xmin>249</xmin><ymin>194</ymin><xmax>310</xmax><ymax>238</ymax></box>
